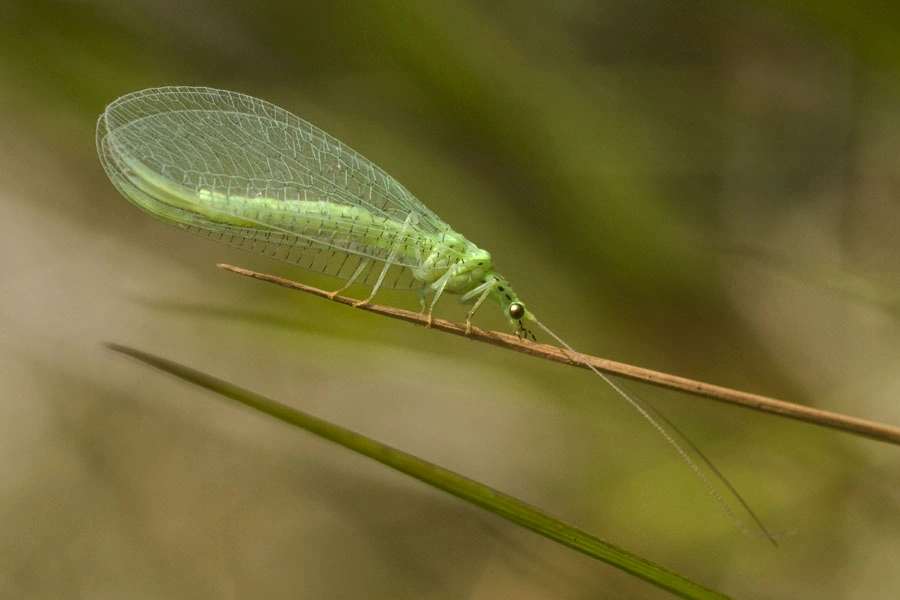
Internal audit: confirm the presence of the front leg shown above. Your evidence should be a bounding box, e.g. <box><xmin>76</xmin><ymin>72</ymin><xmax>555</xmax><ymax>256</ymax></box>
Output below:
<box><xmin>423</xmin><ymin>264</ymin><xmax>461</xmax><ymax>328</ymax></box>
<box><xmin>461</xmin><ymin>278</ymin><xmax>496</xmax><ymax>337</ymax></box>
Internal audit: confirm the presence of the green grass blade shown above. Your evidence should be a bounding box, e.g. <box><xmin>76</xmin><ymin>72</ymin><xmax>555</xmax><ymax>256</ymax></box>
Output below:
<box><xmin>106</xmin><ymin>342</ymin><xmax>730</xmax><ymax>600</ymax></box>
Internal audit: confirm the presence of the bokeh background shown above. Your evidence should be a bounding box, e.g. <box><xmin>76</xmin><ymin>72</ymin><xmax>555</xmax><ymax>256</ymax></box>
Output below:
<box><xmin>2</xmin><ymin>1</ymin><xmax>900</xmax><ymax>598</ymax></box>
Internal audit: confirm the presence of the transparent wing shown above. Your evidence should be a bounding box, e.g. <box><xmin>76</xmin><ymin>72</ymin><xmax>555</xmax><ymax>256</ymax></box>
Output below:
<box><xmin>96</xmin><ymin>86</ymin><xmax>460</xmax><ymax>289</ymax></box>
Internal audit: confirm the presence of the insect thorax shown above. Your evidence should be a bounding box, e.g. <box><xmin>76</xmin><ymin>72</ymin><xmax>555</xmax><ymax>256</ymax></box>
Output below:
<box><xmin>411</xmin><ymin>232</ymin><xmax>494</xmax><ymax>295</ymax></box>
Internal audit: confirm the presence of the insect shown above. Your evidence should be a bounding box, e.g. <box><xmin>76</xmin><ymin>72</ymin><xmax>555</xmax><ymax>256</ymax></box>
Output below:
<box><xmin>97</xmin><ymin>86</ymin><xmax>772</xmax><ymax>542</ymax></box>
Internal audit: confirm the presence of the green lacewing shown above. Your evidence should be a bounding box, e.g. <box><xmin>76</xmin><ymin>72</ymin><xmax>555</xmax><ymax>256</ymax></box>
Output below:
<box><xmin>97</xmin><ymin>86</ymin><xmax>773</xmax><ymax>543</ymax></box>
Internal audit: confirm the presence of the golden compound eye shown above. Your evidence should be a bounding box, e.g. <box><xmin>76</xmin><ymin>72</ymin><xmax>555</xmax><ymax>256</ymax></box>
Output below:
<box><xmin>508</xmin><ymin>302</ymin><xmax>526</xmax><ymax>320</ymax></box>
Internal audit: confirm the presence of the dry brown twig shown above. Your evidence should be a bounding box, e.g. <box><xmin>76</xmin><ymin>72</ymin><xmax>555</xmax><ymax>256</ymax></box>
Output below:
<box><xmin>219</xmin><ymin>263</ymin><xmax>900</xmax><ymax>447</ymax></box>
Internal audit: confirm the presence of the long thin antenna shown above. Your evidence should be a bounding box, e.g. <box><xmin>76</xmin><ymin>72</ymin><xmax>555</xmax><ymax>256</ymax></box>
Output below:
<box><xmin>531</xmin><ymin>318</ymin><xmax>777</xmax><ymax>546</ymax></box>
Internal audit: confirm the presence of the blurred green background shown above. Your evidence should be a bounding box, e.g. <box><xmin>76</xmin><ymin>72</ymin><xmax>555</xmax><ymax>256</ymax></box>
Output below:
<box><xmin>2</xmin><ymin>1</ymin><xmax>899</xmax><ymax>598</ymax></box>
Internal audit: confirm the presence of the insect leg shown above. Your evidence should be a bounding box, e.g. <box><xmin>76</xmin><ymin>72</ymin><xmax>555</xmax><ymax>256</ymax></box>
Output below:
<box><xmin>327</xmin><ymin>259</ymin><xmax>370</xmax><ymax>299</ymax></box>
<box><xmin>461</xmin><ymin>279</ymin><xmax>496</xmax><ymax>335</ymax></box>
<box><xmin>352</xmin><ymin>216</ymin><xmax>414</xmax><ymax>308</ymax></box>
<box><xmin>424</xmin><ymin>267</ymin><xmax>458</xmax><ymax>328</ymax></box>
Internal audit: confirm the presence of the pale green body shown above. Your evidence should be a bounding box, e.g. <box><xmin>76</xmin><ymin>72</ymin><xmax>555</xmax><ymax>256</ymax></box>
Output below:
<box><xmin>97</xmin><ymin>87</ymin><xmax>772</xmax><ymax>538</ymax></box>
<box><xmin>97</xmin><ymin>87</ymin><xmax>531</xmax><ymax>330</ymax></box>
